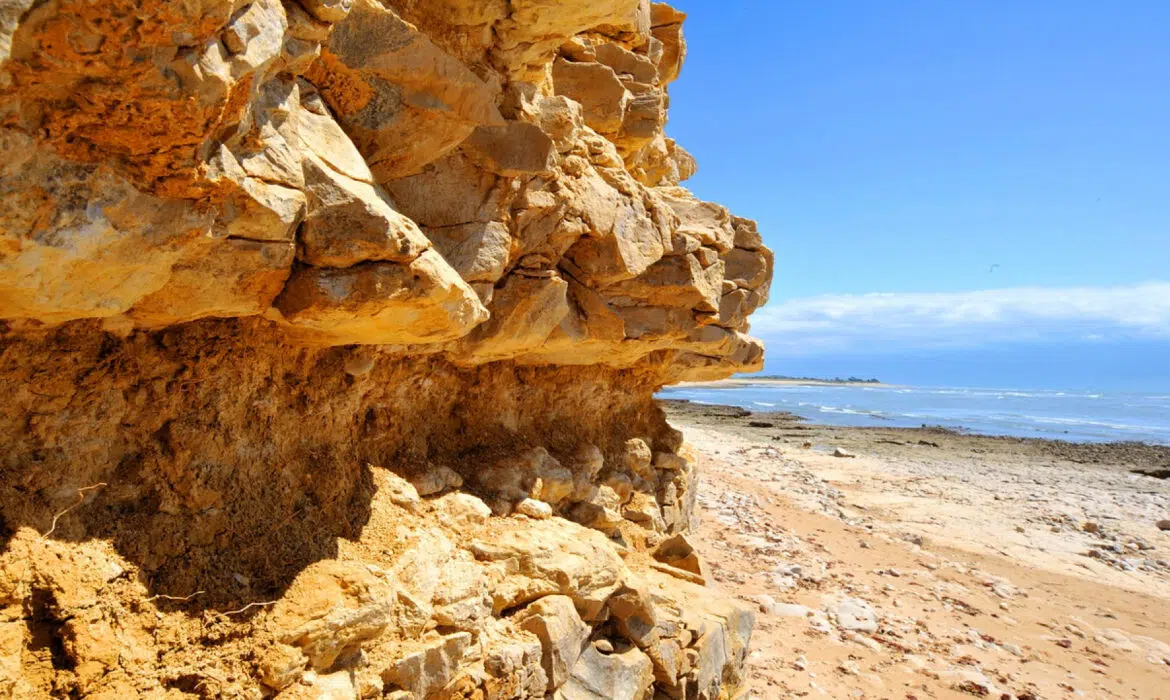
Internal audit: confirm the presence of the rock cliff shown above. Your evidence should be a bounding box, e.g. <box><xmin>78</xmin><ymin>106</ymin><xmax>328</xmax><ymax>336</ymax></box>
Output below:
<box><xmin>0</xmin><ymin>1</ymin><xmax>772</xmax><ymax>697</ymax></box>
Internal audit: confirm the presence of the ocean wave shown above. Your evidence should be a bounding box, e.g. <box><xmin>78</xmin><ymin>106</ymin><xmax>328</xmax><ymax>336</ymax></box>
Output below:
<box><xmin>1027</xmin><ymin>415</ymin><xmax>1163</xmax><ymax>433</ymax></box>
<box><xmin>752</xmin><ymin>401</ymin><xmax>777</xmax><ymax>407</ymax></box>
<box><xmin>816</xmin><ymin>406</ymin><xmax>889</xmax><ymax>419</ymax></box>
<box><xmin>915</xmin><ymin>388</ymin><xmax>1110</xmax><ymax>400</ymax></box>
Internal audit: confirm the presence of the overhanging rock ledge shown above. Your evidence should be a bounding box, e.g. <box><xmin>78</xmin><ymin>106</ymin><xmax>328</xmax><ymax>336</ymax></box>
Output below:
<box><xmin>0</xmin><ymin>1</ymin><xmax>772</xmax><ymax>697</ymax></box>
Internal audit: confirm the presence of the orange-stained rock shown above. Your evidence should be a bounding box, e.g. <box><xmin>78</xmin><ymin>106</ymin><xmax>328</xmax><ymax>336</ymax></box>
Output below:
<box><xmin>0</xmin><ymin>133</ymin><xmax>216</xmax><ymax>324</ymax></box>
<box><xmin>553</xmin><ymin>58</ymin><xmax>630</xmax><ymax>136</ymax></box>
<box><xmin>650</xmin><ymin>3</ymin><xmax>687</xmax><ymax>85</ymax></box>
<box><xmin>459</xmin><ymin>273</ymin><xmax>571</xmax><ymax>361</ymax></box>
<box><xmin>310</xmin><ymin>0</ymin><xmax>504</xmax><ymax>180</ymax></box>
<box><xmin>297</xmin><ymin>154</ymin><xmax>431</xmax><ymax>268</ymax></box>
<box><xmin>274</xmin><ymin>250</ymin><xmax>487</xmax><ymax>344</ymax></box>
<box><xmin>128</xmin><ymin>238</ymin><xmax>295</xmax><ymax>327</ymax></box>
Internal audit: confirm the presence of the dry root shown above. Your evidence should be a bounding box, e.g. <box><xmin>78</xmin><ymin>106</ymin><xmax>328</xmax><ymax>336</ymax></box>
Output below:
<box><xmin>41</xmin><ymin>482</ymin><xmax>107</xmax><ymax>539</ymax></box>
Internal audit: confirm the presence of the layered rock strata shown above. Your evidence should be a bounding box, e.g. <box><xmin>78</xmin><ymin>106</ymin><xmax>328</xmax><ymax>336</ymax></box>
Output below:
<box><xmin>0</xmin><ymin>1</ymin><xmax>772</xmax><ymax>697</ymax></box>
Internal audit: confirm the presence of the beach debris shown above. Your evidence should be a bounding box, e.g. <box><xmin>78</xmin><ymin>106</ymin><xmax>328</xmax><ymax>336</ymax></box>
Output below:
<box><xmin>901</xmin><ymin>532</ymin><xmax>925</xmax><ymax>546</ymax></box>
<box><xmin>773</xmin><ymin>602</ymin><xmax>813</xmax><ymax>618</ymax></box>
<box><xmin>825</xmin><ymin>596</ymin><xmax>879</xmax><ymax>633</ymax></box>
<box><xmin>1157</xmin><ymin>519</ymin><xmax>1170</xmax><ymax>532</ymax></box>
<box><xmin>774</xmin><ymin>563</ymin><xmax>803</xmax><ymax>577</ymax></box>
<box><xmin>837</xmin><ymin>659</ymin><xmax>860</xmax><ymax>675</ymax></box>
<box><xmin>747</xmin><ymin>593</ymin><xmax>779</xmax><ymax>614</ymax></box>
<box><xmin>658</xmin><ymin>400</ymin><xmax>1170</xmax><ymax>697</ymax></box>
<box><xmin>769</xmin><ymin>573</ymin><xmax>798</xmax><ymax>591</ymax></box>
<box><xmin>832</xmin><ymin>447</ymin><xmax>855</xmax><ymax>458</ymax></box>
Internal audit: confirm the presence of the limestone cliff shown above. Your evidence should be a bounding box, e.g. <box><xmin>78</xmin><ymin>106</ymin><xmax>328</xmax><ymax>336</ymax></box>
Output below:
<box><xmin>0</xmin><ymin>1</ymin><xmax>772</xmax><ymax>697</ymax></box>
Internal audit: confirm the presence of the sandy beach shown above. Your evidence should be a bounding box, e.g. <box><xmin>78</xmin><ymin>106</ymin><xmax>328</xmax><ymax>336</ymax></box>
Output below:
<box><xmin>662</xmin><ymin>399</ymin><xmax>1170</xmax><ymax>698</ymax></box>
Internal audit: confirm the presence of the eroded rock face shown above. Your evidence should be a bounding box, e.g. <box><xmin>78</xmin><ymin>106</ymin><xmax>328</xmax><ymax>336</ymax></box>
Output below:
<box><xmin>0</xmin><ymin>1</ymin><xmax>770</xmax><ymax>697</ymax></box>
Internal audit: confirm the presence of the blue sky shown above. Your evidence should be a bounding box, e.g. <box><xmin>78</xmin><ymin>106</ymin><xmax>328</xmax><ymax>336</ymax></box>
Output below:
<box><xmin>666</xmin><ymin>1</ymin><xmax>1170</xmax><ymax>386</ymax></box>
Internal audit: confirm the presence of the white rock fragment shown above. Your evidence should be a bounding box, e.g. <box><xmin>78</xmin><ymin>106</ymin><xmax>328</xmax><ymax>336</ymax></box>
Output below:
<box><xmin>827</xmin><ymin>597</ymin><xmax>879</xmax><ymax>633</ymax></box>
<box><xmin>434</xmin><ymin>492</ymin><xmax>492</xmax><ymax>524</ymax></box>
<box><xmin>516</xmin><ymin>498</ymin><xmax>553</xmax><ymax>520</ymax></box>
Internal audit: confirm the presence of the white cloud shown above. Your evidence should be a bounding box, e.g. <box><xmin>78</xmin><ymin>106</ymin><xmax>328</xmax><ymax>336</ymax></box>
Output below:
<box><xmin>751</xmin><ymin>282</ymin><xmax>1170</xmax><ymax>354</ymax></box>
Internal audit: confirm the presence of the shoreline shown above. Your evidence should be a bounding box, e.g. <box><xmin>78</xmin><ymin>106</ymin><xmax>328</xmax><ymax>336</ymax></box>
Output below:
<box><xmin>658</xmin><ymin>398</ymin><xmax>1170</xmax><ymax>473</ymax></box>
<box><xmin>664</xmin><ymin>398</ymin><xmax>1170</xmax><ymax>697</ymax></box>
<box><xmin>660</xmin><ymin>380</ymin><xmax>1170</xmax><ymax>448</ymax></box>
<box><xmin>673</xmin><ymin>377</ymin><xmax>900</xmax><ymax>388</ymax></box>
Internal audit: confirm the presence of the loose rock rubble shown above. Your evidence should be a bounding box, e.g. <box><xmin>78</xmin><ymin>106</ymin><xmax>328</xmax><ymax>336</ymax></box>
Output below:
<box><xmin>0</xmin><ymin>1</ymin><xmax>771</xmax><ymax>697</ymax></box>
<box><xmin>0</xmin><ymin>469</ymin><xmax>754</xmax><ymax>698</ymax></box>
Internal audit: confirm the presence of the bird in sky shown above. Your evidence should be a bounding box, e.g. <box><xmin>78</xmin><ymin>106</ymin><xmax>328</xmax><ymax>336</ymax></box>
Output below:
<box><xmin>988</xmin><ymin>264</ymin><xmax>1001</xmax><ymax>273</ymax></box>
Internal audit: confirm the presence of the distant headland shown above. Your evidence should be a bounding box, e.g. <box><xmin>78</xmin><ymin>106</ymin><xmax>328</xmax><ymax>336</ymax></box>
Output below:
<box><xmin>753</xmin><ymin>375</ymin><xmax>882</xmax><ymax>384</ymax></box>
<box><xmin>676</xmin><ymin>375</ymin><xmax>892</xmax><ymax>388</ymax></box>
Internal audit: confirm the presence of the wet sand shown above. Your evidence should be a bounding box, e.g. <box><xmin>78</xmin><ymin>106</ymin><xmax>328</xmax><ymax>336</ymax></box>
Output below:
<box><xmin>663</xmin><ymin>399</ymin><xmax>1170</xmax><ymax>698</ymax></box>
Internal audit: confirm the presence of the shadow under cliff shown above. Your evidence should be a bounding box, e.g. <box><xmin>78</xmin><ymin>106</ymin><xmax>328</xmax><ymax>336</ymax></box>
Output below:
<box><xmin>0</xmin><ymin>319</ymin><xmax>380</xmax><ymax>608</ymax></box>
<box><xmin>0</xmin><ymin>318</ymin><xmax>676</xmax><ymax>611</ymax></box>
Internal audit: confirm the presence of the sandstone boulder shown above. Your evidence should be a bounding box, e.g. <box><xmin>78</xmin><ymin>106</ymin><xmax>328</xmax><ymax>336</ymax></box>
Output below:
<box><xmin>311</xmin><ymin>0</ymin><xmax>504</xmax><ymax>180</ymax></box>
<box><xmin>297</xmin><ymin>155</ymin><xmax>431</xmax><ymax>268</ymax></box>
<box><xmin>0</xmin><ymin>135</ymin><xmax>215</xmax><ymax>324</ymax></box>
<box><xmin>555</xmin><ymin>645</ymin><xmax>654</xmax><ymax>700</ymax></box>
<box><xmin>274</xmin><ymin>249</ymin><xmax>488</xmax><ymax>345</ymax></box>
<box><xmin>424</xmin><ymin>221</ymin><xmax>513</xmax><ymax>283</ymax></box>
<box><xmin>516</xmin><ymin>595</ymin><xmax>591</xmax><ymax>690</ymax></box>
<box><xmin>474</xmin><ymin>519</ymin><xmax>627</xmax><ymax>619</ymax></box>
<box><xmin>554</xmin><ymin>59</ymin><xmax>630</xmax><ymax>136</ymax></box>
<box><xmin>270</xmin><ymin>561</ymin><xmax>394</xmax><ymax>670</ymax></box>
<box><xmin>381</xmin><ymin>632</ymin><xmax>473</xmax><ymax>698</ymax></box>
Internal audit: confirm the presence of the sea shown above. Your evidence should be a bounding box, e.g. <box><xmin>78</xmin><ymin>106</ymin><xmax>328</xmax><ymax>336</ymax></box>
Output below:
<box><xmin>658</xmin><ymin>382</ymin><xmax>1170</xmax><ymax>445</ymax></box>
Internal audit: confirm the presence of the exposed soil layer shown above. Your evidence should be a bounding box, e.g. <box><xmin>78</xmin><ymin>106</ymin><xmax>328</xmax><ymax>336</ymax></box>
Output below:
<box><xmin>1</xmin><ymin>319</ymin><xmax>679</xmax><ymax>609</ymax></box>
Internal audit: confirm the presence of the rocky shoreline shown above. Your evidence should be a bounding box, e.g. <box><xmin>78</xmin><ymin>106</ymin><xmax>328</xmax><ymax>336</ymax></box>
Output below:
<box><xmin>662</xmin><ymin>398</ymin><xmax>1170</xmax><ymax>697</ymax></box>
<box><xmin>660</xmin><ymin>398</ymin><xmax>1170</xmax><ymax>475</ymax></box>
